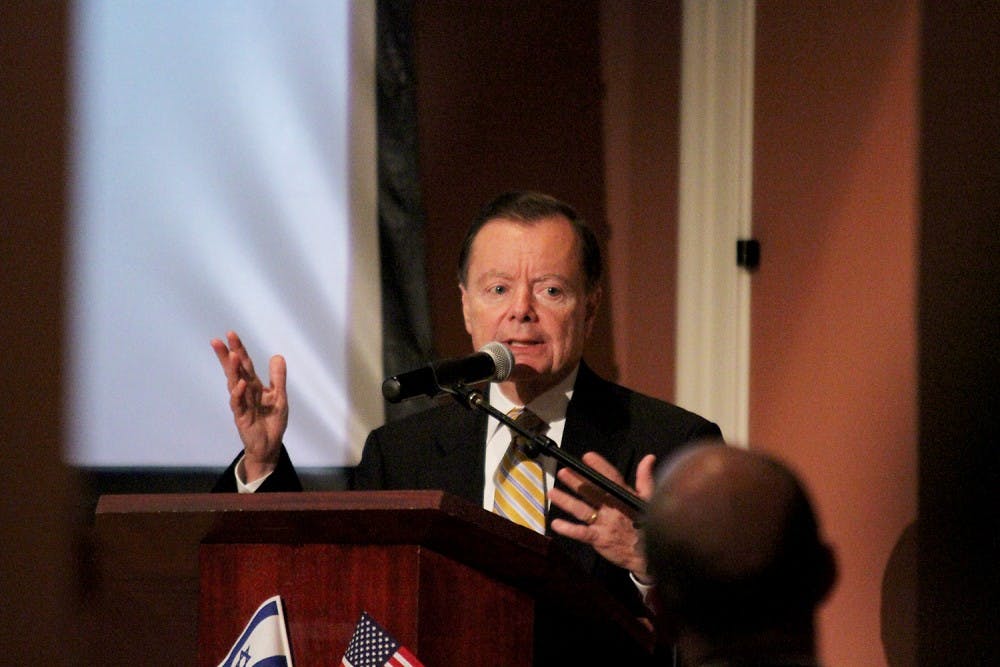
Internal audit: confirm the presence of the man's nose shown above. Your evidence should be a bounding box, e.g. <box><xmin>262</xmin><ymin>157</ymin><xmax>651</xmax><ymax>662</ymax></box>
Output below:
<box><xmin>507</xmin><ymin>286</ymin><xmax>536</xmax><ymax>321</ymax></box>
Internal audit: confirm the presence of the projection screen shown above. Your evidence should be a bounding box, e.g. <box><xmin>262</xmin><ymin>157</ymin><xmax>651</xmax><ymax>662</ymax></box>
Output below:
<box><xmin>68</xmin><ymin>1</ymin><xmax>381</xmax><ymax>468</ymax></box>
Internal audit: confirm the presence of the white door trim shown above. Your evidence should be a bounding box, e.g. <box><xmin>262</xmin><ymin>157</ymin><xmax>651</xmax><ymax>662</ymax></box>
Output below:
<box><xmin>675</xmin><ymin>0</ymin><xmax>755</xmax><ymax>445</ymax></box>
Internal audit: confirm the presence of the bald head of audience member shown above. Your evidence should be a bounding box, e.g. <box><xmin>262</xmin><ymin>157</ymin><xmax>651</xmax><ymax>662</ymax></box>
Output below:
<box><xmin>643</xmin><ymin>444</ymin><xmax>837</xmax><ymax>666</ymax></box>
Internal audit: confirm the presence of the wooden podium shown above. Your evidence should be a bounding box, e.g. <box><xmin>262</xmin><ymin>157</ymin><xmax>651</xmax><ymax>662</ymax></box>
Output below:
<box><xmin>93</xmin><ymin>490</ymin><xmax>652</xmax><ymax>665</ymax></box>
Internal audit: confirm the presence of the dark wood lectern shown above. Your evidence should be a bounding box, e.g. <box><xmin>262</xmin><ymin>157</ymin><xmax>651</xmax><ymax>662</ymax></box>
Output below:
<box><xmin>93</xmin><ymin>490</ymin><xmax>652</xmax><ymax>665</ymax></box>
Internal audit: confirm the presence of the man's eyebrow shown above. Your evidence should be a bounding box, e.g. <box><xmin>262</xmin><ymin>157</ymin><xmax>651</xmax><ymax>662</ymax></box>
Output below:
<box><xmin>471</xmin><ymin>269</ymin><xmax>572</xmax><ymax>285</ymax></box>
<box><xmin>470</xmin><ymin>270</ymin><xmax>575</xmax><ymax>285</ymax></box>
<box><xmin>532</xmin><ymin>273</ymin><xmax>571</xmax><ymax>283</ymax></box>
<box><xmin>474</xmin><ymin>269</ymin><xmax>514</xmax><ymax>282</ymax></box>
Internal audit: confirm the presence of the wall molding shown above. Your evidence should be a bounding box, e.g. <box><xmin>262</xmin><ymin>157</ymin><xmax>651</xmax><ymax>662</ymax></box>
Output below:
<box><xmin>675</xmin><ymin>0</ymin><xmax>755</xmax><ymax>444</ymax></box>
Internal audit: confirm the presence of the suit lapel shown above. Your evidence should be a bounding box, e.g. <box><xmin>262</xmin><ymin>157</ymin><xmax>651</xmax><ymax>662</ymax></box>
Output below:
<box><xmin>561</xmin><ymin>362</ymin><xmax>622</xmax><ymax>459</ymax></box>
<box><xmin>549</xmin><ymin>363</ymin><xmax>625</xmax><ymax>574</ymax></box>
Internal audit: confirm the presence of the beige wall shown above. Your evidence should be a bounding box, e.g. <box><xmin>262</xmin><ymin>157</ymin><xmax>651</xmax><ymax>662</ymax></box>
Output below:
<box><xmin>751</xmin><ymin>2</ymin><xmax>919</xmax><ymax>665</ymax></box>
<box><xmin>601</xmin><ymin>1</ymin><xmax>684</xmax><ymax>401</ymax></box>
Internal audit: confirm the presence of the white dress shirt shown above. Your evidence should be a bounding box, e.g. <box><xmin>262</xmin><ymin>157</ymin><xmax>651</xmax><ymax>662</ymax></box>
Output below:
<box><xmin>480</xmin><ymin>367</ymin><xmax>577</xmax><ymax>510</ymax></box>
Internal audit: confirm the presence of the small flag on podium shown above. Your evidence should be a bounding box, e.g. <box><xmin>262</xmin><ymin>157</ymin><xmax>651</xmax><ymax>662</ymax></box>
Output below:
<box><xmin>340</xmin><ymin>611</ymin><xmax>424</xmax><ymax>667</ymax></box>
<box><xmin>217</xmin><ymin>595</ymin><xmax>294</xmax><ymax>667</ymax></box>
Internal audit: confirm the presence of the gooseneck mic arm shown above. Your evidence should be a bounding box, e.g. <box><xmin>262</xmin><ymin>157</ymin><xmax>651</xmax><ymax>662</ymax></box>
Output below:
<box><xmin>445</xmin><ymin>384</ymin><xmax>648</xmax><ymax>515</ymax></box>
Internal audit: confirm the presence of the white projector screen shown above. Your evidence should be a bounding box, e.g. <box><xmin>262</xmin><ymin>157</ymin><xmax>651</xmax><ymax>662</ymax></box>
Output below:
<box><xmin>68</xmin><ymin>1</ymin><xmax>381</xmax><ymax>468</ymax></box>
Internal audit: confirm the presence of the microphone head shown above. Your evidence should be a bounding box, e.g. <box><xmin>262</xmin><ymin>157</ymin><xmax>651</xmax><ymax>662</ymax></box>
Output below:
<box><xmin>480</xmin><ymin>341</ymin><xmax>514</xmax><ymax>381</ymax></box>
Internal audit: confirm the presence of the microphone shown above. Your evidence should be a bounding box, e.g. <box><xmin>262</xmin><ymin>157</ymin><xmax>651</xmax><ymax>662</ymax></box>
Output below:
<box><xmin>381</xmin><ymin>342</ymin><xmax>515</xmax><ymax>403</ymax></box>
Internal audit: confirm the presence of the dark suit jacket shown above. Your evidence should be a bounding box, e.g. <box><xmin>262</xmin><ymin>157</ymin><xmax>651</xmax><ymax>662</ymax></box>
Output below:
<box><xmin>354</xmin><ymin>361</ymin><xmax>721</xmax><ymax>604</ymax></box>
<box><xmin>214</xmin><ymin>361</ymin><xmax>721</xmax><ymax>664</ymax></box>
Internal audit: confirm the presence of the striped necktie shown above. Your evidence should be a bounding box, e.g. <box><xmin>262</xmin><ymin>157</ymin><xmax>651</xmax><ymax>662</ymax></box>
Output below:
<box><xmin>493</xmin><ymin>408</ymin><xmax>548</xmax><ymax>534</ymax></box>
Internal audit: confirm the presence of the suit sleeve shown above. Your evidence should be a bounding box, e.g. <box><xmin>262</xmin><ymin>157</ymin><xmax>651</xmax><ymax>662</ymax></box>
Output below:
<box><xmin>689</xmin><ymin>417</ymin><xmax>724</xmax><ymax>444</ymax></box>
<box><xmin>211</xmin><ymin>444</ymin><xmax>303</xmax><ymax>492</ymax></box>
<box><xmin>350</xmin><ymin>430</ymin><xmax>385</xmax><ymax>490</ymax></box>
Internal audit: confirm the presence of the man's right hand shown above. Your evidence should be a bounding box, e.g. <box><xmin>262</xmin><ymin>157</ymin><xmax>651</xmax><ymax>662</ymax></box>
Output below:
<box><xmin>211</xmin><ymin>331</ymin><xmax>288</xmax><ymax>482</ymax></box>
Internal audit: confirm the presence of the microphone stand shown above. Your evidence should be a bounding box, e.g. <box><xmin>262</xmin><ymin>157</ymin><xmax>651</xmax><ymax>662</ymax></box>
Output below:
<box><xmin>444</xmin><ymin>383</ymin><xmax>648</xmax><ymax>515</ymax></box>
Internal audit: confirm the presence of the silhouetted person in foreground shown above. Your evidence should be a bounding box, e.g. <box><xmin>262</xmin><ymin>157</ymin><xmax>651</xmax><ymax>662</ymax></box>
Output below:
<box><xmin>643</xmin><ymin>444</ymin><xmax>837</xmax><ymax>667</ymax></box>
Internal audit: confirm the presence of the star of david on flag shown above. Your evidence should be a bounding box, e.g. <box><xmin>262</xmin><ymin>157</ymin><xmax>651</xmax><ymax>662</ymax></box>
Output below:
<box><xmin>340</xmin><ymin>611</ymin><xmax>424</xmax><ymax>667</ymax></box>
<box><xmin>217</xmin><ymin>595</ymin><xmax>294</xmax><ymax>667</ymax></box>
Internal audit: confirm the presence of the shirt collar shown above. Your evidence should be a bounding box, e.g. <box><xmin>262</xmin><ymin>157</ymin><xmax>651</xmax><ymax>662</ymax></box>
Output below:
<box><xmin>488</xmin><ymin>364</ymin><xmax>578</xmax><ymax>425</ymax></box>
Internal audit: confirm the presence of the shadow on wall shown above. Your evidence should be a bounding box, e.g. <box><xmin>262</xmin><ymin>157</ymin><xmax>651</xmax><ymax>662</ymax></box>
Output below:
<box><xmin>881</xmin><ymin>520</ymin><xmax>916</xmax><ymax>667</ymax></box>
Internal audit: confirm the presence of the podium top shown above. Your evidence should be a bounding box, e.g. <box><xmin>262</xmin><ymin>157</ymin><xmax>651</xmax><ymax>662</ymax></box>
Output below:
<box><xmin>97</xmin><ymin>489</ymin><xmax>553</xmax><ymax>578</ymax></box>
<box><xmin>95</xmin><ymin>490</ymin><xmax>653</xmax><ymax>652</ymax></box>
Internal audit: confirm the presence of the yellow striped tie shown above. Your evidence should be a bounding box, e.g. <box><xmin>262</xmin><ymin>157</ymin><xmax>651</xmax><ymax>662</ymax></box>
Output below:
<box><xmin>493</xmin><ymin>408</ymin><xmax>548</xmax><ymax>534</ymax></box>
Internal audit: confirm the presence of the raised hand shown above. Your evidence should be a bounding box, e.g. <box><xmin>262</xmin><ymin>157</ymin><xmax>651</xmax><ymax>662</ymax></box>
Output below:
<box><xmin>210</xmin><ymin>331</ymin><xmax>288</xmax><ymax>482</ymax></box>
<box><xmin>549</xmin><ymin>452</ymin><xmax>657</xmax><ymax>582</ymax></box>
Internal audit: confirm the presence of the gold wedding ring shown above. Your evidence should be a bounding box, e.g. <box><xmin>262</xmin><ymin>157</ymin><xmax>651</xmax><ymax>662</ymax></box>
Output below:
<box><xmin>585</xmin><ymin>510</ymin><xmax>599</xmax><ymax>525</ymax></box>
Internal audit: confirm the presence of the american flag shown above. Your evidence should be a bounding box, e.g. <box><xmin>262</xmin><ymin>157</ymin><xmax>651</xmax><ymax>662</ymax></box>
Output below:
<box><xmin>340</xmin><ymin>612</ymin><xmax>424</xmax><ymax>667</ymax></box>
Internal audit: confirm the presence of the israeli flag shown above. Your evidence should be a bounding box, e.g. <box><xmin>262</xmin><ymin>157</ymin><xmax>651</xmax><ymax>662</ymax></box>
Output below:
<box><xmin>218</xmin><ymin>595</ymin><xmax>294</xmax><ymax>667</ymax></box>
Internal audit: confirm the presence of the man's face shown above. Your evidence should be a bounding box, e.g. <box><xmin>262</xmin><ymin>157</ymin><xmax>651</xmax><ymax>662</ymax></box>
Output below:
<box><xmin>460</xmin><ymin>215</ymin><xmax>600</xmax><ymax>403</ymax></box>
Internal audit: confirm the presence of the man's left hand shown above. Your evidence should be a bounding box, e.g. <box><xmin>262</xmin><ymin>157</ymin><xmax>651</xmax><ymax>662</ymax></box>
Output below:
<box><xmin>549</xmin><ymin>452</ymin><xmax>657</xmax><ymax>582</ymax></box>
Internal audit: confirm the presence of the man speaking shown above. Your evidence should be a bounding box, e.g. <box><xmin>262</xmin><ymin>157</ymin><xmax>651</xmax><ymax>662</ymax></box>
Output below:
<box><xmin>212</xmin><ymin>191</ymin><xmax>722</xmax><ymax>664</ymax></box>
